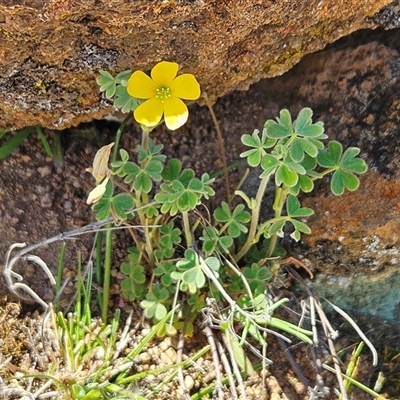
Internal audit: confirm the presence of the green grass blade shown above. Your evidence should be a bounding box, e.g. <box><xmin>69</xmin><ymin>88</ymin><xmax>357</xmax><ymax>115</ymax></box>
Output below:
<box><xmin>36</xmin><ymin>126</ymin><xmax>54</xmax><ymax>157</ymax></box>
<box><xmin>0</xmin><ymin>126</ymin><xmax>33</xmax><ymax>160</ymax></box>
<box><xmin>55</xmin><ymin>243</ymin><xmax>67</xmax><ymax>312</ymax></box>
<box><xmin>323</xmin><ymin>363</ymin><xmax>388</xmax><ymax>400</ymax></box>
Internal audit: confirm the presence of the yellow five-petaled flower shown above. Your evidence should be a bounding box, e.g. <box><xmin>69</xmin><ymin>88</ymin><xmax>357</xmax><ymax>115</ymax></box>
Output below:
<box><xmin>127</xmin><ymin>61</ymin><xmax>201</xmax><ymax>131</ymax></box>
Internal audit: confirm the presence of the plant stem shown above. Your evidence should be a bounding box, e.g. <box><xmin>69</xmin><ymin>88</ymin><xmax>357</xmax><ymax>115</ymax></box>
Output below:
<box><xmin>204</xmin><ymin>92</ymin><xmax>231</xmax><ymax>207</ymax></box>
<box><xmin>234</xmin><ymin>173</ymin><xmax>272</xmax><ymax>262</ymax></box>
<box><xmin>142</xmin><ymin>130</ymin><xmax>149</xmax><ymax>150</ymax></box>
<box><xmin>266</xmin><ymin>186</ymin><xmax>288</xmax><ymax>257</ymax></box>
<box><xmin>112</xmin><ymin>114</ymin><xmax>132</xmax><ymax>163</ymax></box>
<box><xmin>102</xmin><ymin>223</ymin><xmax>113</xmax><ymax>323</ymax></box>
<box><xmin>181</xmin><ymin>211</ymin><xmax>192</xmax><ymax>248</ymax></box>
<box><xmin>55</xmin><ymin>243</ymin><xmax>66</xmax><ymax>312</ymax></box>
<box><xmin>95</xmin><ymin>231</ymin><xmax>104</xmax><ymax>313</ymax></box>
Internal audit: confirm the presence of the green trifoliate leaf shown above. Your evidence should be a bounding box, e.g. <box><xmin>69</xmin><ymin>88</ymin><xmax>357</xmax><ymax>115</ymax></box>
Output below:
<box><xmin>214</xmin><ymin>202</ymin><xmax>251</xmax><ymax>237</ymax></box>
<box><xmin>96</xmin><ymin>70</ymin><xmax>116</xmax><ymax>98</ymax></box>
<box><xmin>112</xmin><ymin>193</ymin><xmax>135</xmax><ymax>219</ymax></box>
<box><xmin>242</xmin><ymin>263</ymin><xmax>273</xmax><ymax>295</ymax></box>
<box><xmin>267</xmin><ymin>220</ymin><xmax>286</xmax><ymax>238</ymax></box>
<box><xmin>200</xmin><ymin>227</ymin><xmax>233</xmax><ymax>255</ymax></box>
<box><xmin>260</xmin><ymin>154</ymin><xmax>280</xmax><ymax>177</ymax></box>
<box><xmin>240</xmin><ymin>129</ymin><xmax>276</xmax><ymax>167</ymax></box>
<box><xmin>317</xmin><ymin>140</ymin><xmax>343</xmax><ymax>168</ymax></box>
<box><xmin>331</xmin><ymin>169</ymin><xmax>360</xmax><ymax>195</ymax></box>
<box><xmin>288</xmin><ymin>174</ymin><xmax>314</xmax><ymax>195</ymax></box>
<box><xmin>286</xmin><ymin>195</ymin><xmax>314</xmax><ymax>217</ymax></box>
<box><xmin>114</xmin><ymin>85</ymin><xmax>141</xmax><ymax>113</ymax></box>
<box><xmin>275</xmin><ymin>164</ymin><xmax>298</xmax><ymax>187</ymax></box>
<box><xmin>123</xmin><ymin>159</ymin><xmax>163</xmax><ymax>193</ymax></box>
<box><xmin>290</xmin><ymin>137</ymin><xmax>319</xmax><ymax>162</ymax></box>
<box><xmin>293</xmin><ymin>107</ymin><xmax>325</xmax><ymax>138</ymax></box>
<box><xmin>264</xmin><ymin>109</ymin><xmax>293</xmax><ymax>139</ymax></box>
<box><xmin>162</xmin><ymin>158</ymin><xmax>182</xmax><ymax>182</ymax></box>
<box><xmin>340</xmin><ymin>147</ymin><xmax>368</xmax><ymax>173</ymax></box>
<box><xmin>317</xmin><ymin>140</ymin><xmax>367</xmax><ymax>195</ymax></box>
<box><xmin>290</xmin><ymin>219</ymin><xmax>311</xmax><ymax>236</ymax></box>
<box><xmin>114</xmin><ymin>69</ymin><xmax>132</xmax><ymax>85</ymax></box>
<box><xmin>91</xmin><ymin>180</ymin><xmax>114</xmax><ymax>220</ymax></box>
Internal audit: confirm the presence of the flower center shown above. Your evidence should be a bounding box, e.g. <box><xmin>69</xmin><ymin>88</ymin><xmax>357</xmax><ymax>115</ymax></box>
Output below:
<box><xmin>156</xmin><ymin>87</ymin><xmax>171</xmax><ymax>102</ymax></box>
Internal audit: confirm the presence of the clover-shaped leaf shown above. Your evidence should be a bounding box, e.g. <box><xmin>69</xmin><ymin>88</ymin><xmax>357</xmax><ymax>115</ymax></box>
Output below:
<box><xmin>155</xmin><ymin>222</ymin><xmax>181</xmax><ymax>259</ymax></box>
<box><xmin>173</xmin><ymin>251</ymin><xmax>220</xmax><ymax>295</ymax></box>
<box><xmin>260</xmin><ymin>154</ymin><xmax>280</xmax><ymax>177</ymax></box>
<box><xmin>242</xmin><ymin>263</ymin><xmax>273</xmax><ymax>295</ymax></box>
<box><xmin>140</xmin><ymin>286</ymin><xmax>170</xmax><ymax>320</ymax></box>
<box><xmin>123</xmin><ymin>159</ymin><xmax>163</xmax><ymax>193</ymax></box>
<box><xmin>154</xmin><ymin>261</ymin><xmax>177</xmax><ymax>287</ymax></box>
<box><xmin>200</xmin><ymin>173</ymin><xmax>215</xmax><ymax>197</ymax></box>
<box><xmin>293</xmin><ymin>107</ymin><xmax>325</xmax><ymax>138</ymax></box>
<box><xmin>160</xmin><ymin>221</ymin><xmax>182</xmax><ymax>245</ymax></box>
<box><xmin>199</xmin><ymin>226</ymin><xmax>233</xmax><ymax>255</ymax></box>
<box><xmin>214</xmin><ymin>202</ymin><xmax>250</xmax><ymax>237</ymax></box>
<box><xmin>288</xmin><ymin>219</ymin><xmax>311</xmax><ymax>241</ymax></box>
<box><xmin>114</xmin><ymin>69</ymin><xmax>132</xmax><ymax>85</ymax></box>
<box><xmin>172</xmin><ymin>249</ymin><xmax>206</xmax><ymax>294</ymax></box>
<box><xmin>137</xmin><ymin>138</ymin><xmax>165</xmax><ymax>164</ymax></box>
<box><xmin>91</xmin><ymin>180</ymin><xmax>114</xmax><ymax>220</ymax></box>
<box><xmin>111</xmin><ymin>193</ymin><xmax>135</xmax><ymax>220</ymax></box>
<box><xmin>111</xmin><ymin>148</ymin><xmax>130</xmax><ymax>176</ymax></box>
<box><xmin>155</xmin><ymin>177</ymin><xmax>209</xmax><ymax>215</ymax></box>
<box><xmin>316</xmin><ymin>140</ymin><xmax>342</xmax><ymax>167</ymax></box>
<box><xmin>120</xmin><ymin>263</ymin><xmax>146</xmax><ymax>301</ymax></box>
<box><xmin>284</xmin><ymin>195</ymin><xmax>313</xmax><ymax>241</ymax></box>
<box><xmin>264</xmin><ymin>109</ymin><xmax>293</xmax><ymax>139</ymax></box>
<box><xmin>161</xmin><ymin>158</ymin><xmax>182</xmax><ymax>182</ymax></box>
<box><xmin>286</xmin><ymin>195</ymin><xmax>314</xmax><ymax>218</ymax></box>
<box><xmin>240</xmin><ymin>129</ymin><xmax>276</xmax><ymax>167</ymax></box>
<box><xmin>317</xmin><ymin>140</ymin><xmax>368</xmax><ymax>195</ymax></box>
<box><xmin>289</xmin><ymin>137</ymin><xmax>319</xmax><ymax>162</ymax></box>
<box><xmin>114</xmin><ymin>85</ymin><xmax>141</xmax><ymax>113</ymax></box>
<box><xmin>96</xmin><ymin>70</ymin><xmax>116</xmax><ymax>99</ymax></box>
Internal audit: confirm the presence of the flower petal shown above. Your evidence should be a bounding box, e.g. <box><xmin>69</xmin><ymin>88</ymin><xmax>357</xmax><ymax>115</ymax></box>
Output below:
<box><xmin>163</xmin><ymin>97</ymin><xmax>188</xmax><ymax>130</ymax></box>
<box><xmin>151</xmin><ymin>61</ymin><xmax>178</xmax><ymax>87</ymax></box>
<box><xmin>89</xmin><ymin>142</ymin><xmax>114</xmax><ymax>184</ymax></box>
<box><xmin>127</xmin><ymin>70</ymin><xmax>158</xmax><ymax>99</ymax></box>
<box><xmin>87</xmin><ymin>177</ymin><xmax>109</xmax><ymax>205</ymax></box>
<box><xmin>170</xmin><ymin>74</ymin><xmax>201</xmax><ymax>100</ymax></box>
<box><xmin>134</xmin><ymin>97</ymin><xmax>164</xmax><ymax>127</ymax></box>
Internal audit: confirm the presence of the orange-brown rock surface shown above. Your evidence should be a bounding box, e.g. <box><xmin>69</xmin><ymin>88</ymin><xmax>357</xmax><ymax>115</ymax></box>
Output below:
<box><xmin>0</xmin><ymin>0</ymin><xmax>395</xmax><ymax>130</ymax></box>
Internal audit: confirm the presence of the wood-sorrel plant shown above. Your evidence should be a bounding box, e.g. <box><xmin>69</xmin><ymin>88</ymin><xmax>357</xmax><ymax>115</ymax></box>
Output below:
<box><xmin>91</xmin><ymin>63</ymin><xmax>367</xmax><ymax>339</ymax></box>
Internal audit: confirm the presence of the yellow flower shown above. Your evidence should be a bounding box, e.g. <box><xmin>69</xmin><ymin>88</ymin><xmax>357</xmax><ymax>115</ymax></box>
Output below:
<box><xmin>127</xmin><ymin>61</ymin><xmax>200</xmax><ymax>131</ymax></box>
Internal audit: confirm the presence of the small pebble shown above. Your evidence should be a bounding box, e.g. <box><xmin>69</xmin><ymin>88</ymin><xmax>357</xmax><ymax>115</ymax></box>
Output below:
<box><xmin>38</xmin><ymin>166</ymin><xmax>51</xmax><ymax>177</ymax></box>
<box><xmin>40</xmin><ymin>192</ymin><xmax>52</xmax><ymax>208</ymax></box>
<box><xmin>184</xmin><ymin>375</ymin><xmax>195</xmax><ymax>391</ymax></box>
<box><xmin>63</xmin><ymin>200</ymin><xmax>72</xmax><ymax>211</ymax></box>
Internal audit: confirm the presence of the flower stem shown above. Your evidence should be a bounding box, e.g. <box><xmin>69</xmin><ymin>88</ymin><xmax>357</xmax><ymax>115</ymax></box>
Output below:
<box><xmin>266</xmin><ymin>186</ymin><xmax>288</xmax><ymax>257</ymax></box>
<box><xmin>203</xmin><ymin>92</ymin><xmax>231</xmax><ymax>207</ymax></box>
<box><xmin>181</xmin><ymin>211</ymin><xmax>192</xmax><ymax>248</ymax></box>
<box><xmin>112</xmin><ymin>114</ymin><xmax>132</xmax><ymax>163</ymax></box>
<box><xmin>234</xmin><ymin>172</ymin><xmax>272</xmax><ymax>262</ymax></box>
<box><xmin>102</xmin><ymin>223</ymin><xmax>112</xmax><ymax>323</ymax></box>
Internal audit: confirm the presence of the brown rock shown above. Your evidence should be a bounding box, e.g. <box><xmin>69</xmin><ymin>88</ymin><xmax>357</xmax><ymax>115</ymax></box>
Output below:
<box><xmin>0</xmin><ymin>0</ymin><xmax>395</xmax><ymax>130</ymax></box>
